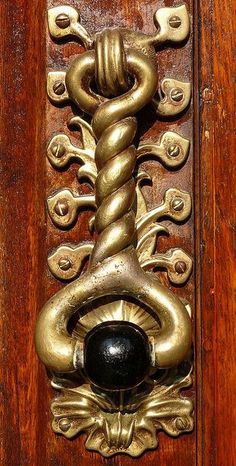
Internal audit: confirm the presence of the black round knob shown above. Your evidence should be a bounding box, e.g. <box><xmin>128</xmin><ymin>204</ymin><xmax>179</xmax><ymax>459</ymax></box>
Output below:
<box><xmin>84</xmin><ymin>321</ymin><xmax>150</xmax><ymax>391</ymax></box>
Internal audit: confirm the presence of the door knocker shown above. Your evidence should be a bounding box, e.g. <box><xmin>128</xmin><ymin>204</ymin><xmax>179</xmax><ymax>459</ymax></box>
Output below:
<box><xmin>35</xmin><ymin>3</ymin><xmax>194</xmax><ymax>457</ymax></box>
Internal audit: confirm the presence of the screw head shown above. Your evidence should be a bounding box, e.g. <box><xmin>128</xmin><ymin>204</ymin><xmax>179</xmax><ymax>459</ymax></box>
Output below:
<box><xmin>54</xmin><ymin>199</ymin><xmax>69</xmax><ymax>216</ymax></box>
<box><xmin>58</xmin><ymin>257</ymin><xmax>72</xmax><ymax>271</ymax></box>
<box><xmin>175</xmin><ymin>261</ymin><xmax>187</xmax><ymax>274</ymax></box>
<box><xmin>51</xmin><ymin>143</ymin><xmax>66</xmax><ymax>158</ymax></box>
<box><xmin>169</xmin><ymin>15</ymin><xmax>182</xmax><ymax>28</ymax></box>
<box><xmin>167</xmin><ymin>144</ymin><xmax>180</xmax><ymax>157</ymax></box>
<box><xmin>171</xmin><ymin>197</ymin><xmax>184</xmax><ymax>212</ymax></box>
<box><xmin>170</xmin><ymin>88</ymin><xmax>184</xmax><ymax>103</ymax></box>
<box><xmin>53</xmin><ymin>81</ymin><xmax>66</xmax><ymax>96</ymax></box>
<box><xmin>55</xmin><ymin>13</ymin><xmax>71</xmax><ymax>29</ymax></box>
<box><xmin>59</xmin><ymin>418</ymin><xmax>71</xmax><ymax>432</ymax></box>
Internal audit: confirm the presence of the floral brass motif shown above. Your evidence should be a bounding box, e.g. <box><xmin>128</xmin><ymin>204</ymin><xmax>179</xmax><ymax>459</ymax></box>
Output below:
<box><xmin>35</xmin><ymin>3</ymin><xmax>194</xmax><ymax>457</ymax></box>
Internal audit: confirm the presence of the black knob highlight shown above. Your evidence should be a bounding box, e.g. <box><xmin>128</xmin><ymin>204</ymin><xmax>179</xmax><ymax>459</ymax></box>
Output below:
<box><xmin>84</xmin><ymin>321</ymin><xmax>150</xmax><ymax>391</ymax></box>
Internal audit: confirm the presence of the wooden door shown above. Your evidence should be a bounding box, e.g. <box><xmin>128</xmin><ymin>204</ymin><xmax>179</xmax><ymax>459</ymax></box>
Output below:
<box><xmin>0</xmin><ymin>0</ymin><xmax>235</xmax><ymax>465</ymax></box>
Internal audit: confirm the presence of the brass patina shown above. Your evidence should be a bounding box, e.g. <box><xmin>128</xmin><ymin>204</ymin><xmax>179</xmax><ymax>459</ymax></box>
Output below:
<box><xmin>35</xmin><ymin>3</ymin><xmax>193</xmax><ymax>457</ymax></box>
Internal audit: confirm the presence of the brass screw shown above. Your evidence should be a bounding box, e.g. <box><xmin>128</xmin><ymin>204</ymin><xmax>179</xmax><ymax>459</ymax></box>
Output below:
<box><xmin>59</xmin><ymin>418</ymin><xmax>71</xmax><ymax>432</ymax></box>
<box><xmin>51</xmin><ymin>144</ymin><xmax>66</xmax><ymax>158</ymax></box>
<box><xmin>53</xmin><ymin>81</ymin><xmax>66</xmax><ymax>96</ymax></box>
<box><xmin>171</xmin><ymin>197</ymin><xmax>184</xmax><ymax>211</ymax></box>
<box><xmin>58</xmin><ymin>257</ymin><xmax>72</xmax><ymax>271</ymax></box>
<box><xmin>167</xmin><ymin>144</ymin><xmax>180</xmax><ymax>157</ymax></box>
<box><xmin>169</xmin><ymin>16</ymin><xmax>182</xmax><ymax>28</ymax></box>
<box><xmin>170</xmin><ymin>88</ymin><xmax>184</xmax><ymax>103</ymax></box>
<box><xmin>175</xmin><ymin>261</ymin><xmax>187</xmax><ymax>274</ymax></box>
<box><xmin>54</xmin><ymin>199</ymin><xmax>69</xmax><ymax>216</ymax></box>
<box><xmin>55</xmin><ymin>13</ymin><xmax>71</xmax><ymax>29</ymax></box>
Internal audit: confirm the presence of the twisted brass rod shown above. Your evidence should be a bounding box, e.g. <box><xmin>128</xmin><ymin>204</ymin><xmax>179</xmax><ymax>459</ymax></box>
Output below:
<box><xmin>66</xmin><ymin>48</ymin><xmax>158</xmax><ymax>264</ymax></box>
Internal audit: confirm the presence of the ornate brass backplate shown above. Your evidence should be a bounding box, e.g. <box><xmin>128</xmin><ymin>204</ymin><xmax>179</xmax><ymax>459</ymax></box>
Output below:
<box><xmin>35</xmin><ymin>3</ymin><xmax>194</xmax><ymax>457</ymax></box>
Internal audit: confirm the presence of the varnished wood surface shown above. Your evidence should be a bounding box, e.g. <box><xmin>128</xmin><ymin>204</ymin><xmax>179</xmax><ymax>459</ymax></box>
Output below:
<box><xmin>0</xmin><ymin>0</ymin><xmax>234</xmax><ymax>465</ymax></box>
<box><xmin>196</xmin><ymin>0</ymin><xmax>236</xmax><ymax>463</ymax></box>
<box><xmin>46</xmin><ymin>1</ymin><xmax>195</xmax><ymax>465</ymax></box>
<box><xmin>0</xmin><ymin>1</ymin><xmax>46</xmax><ymax>465</ymax></box>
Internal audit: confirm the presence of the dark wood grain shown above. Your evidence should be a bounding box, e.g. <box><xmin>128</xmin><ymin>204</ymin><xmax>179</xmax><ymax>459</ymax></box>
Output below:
<box><xmin>43</xmin><ymin>1</ymin><xmax>195</xmax><ymax>466</ymax></box>
<box><xmin>196</xmin><ymin>0</ymin><xmax>236</xmax><ymax>464</ymax></box>
<box><xmin>0</xmin><ymin>1</ymin><xmax>46</xmax><ymax>465</ymax></box>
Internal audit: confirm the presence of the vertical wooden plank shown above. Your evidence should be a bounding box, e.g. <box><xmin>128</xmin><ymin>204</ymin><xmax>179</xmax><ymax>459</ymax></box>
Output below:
<box><xmin>198</xmin><ymin>0</ymin><xmax>235</xmax><ymax>463</ymax></box>
<box><xmin>44</xmin><ymin>1</ymin><xmax>196</xmax><ymax>466</ymax></box>
<box><xmin>0</xmin><ymin>1</ymin><xmax>46</xmax><ymax>465</ymax></box>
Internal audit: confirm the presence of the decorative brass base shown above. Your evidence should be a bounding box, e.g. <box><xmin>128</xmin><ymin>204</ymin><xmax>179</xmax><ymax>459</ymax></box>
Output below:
<box><xmin>51</xmin><ymin>363</ymin><xmax>193</xmax><ymax>457</ymax></box>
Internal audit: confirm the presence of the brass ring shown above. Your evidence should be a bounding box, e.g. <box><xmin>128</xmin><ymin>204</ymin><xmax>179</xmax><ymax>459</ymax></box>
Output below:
<box><xmin>95</xmin><ymin>28</ymin><xmax>129</xmax><ymax>97</ymax></box>
<box><xmin>65</xmin><ymin>48</ymin><xmax>158</xmax><ymax>135</ymax></box>
<box><xmin>35</xmin><ymin>249</ymin><xmax>191</xmax><ymax>372</ymax></box>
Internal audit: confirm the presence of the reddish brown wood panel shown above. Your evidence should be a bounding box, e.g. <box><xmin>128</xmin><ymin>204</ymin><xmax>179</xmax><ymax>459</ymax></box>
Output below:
<box><xmin>196</xmin><ymin>0</ymin><xmax>236</xmax><ymax>463</ymax></box>
<box><xmin>0</xmin><ymin>0</ymin><xmax>235</xmax><ymax>465</ymax></box>
<box><xmin>44</xmin><ymin>0</ymin><xmax>196</xmax><ymax>465</ymax></box>
<box><xmin>0</xmin><ymin>1</ymin><xmax>46</xmax><ymax>465</ymax></box>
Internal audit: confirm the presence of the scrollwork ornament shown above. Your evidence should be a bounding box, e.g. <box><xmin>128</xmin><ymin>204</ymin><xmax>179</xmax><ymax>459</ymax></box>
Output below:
<box><xmin>35</xmin><ymin>2</ymin><xmax>194</xmax><ymax>457</ymax></box>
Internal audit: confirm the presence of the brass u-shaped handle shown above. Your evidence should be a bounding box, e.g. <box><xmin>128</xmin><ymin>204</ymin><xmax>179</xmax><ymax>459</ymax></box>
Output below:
<box><xmin>35</xmin><ymin>3</ymin><xmax>193</xmax><ymax>457</ymax></box>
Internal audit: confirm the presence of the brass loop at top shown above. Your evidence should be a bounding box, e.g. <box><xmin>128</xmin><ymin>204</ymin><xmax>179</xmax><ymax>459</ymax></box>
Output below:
<box><xmin>66</xmin><ymin>48</ymin><xmax>158</xmax><ymax>138</ymax></box>
<box><xmin>95</xmin><ymin>29</ymin><xmax>129</xmax><ymax>97</ymax></box>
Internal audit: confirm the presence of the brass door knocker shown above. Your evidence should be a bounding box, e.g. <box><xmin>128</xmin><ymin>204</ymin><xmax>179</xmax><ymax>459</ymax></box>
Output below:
<box><xmin>35</xmin><ymin>3</ymin><xmax>193</xmax><ymax>457</ymax></box>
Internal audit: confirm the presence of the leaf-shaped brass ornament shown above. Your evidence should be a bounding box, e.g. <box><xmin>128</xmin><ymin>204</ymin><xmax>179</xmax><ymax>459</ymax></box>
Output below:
<box><xmin>51</xmin><ymin>368</ymin><xmax>193</xmax><ymax>457</ymax></box>
<box><xmin>48</xmin><ymin>243</ymin><xmax>94</xmax><ymax>280</ymax></box>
